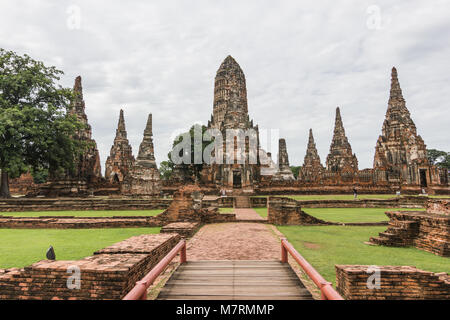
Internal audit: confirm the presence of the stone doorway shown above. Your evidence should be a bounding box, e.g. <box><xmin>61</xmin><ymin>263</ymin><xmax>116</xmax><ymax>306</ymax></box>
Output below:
<box><xmin>419</xmin><ymin>169</ymin><xmax>428</xmax><ymax>188</ymax></box>
<box><xmin>233</xmin><ymin>171</ymin><xmax>242</xmax><ymax>189</ymax></box>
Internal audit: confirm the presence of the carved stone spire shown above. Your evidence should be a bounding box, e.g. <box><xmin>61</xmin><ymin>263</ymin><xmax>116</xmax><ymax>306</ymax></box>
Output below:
<box><xmin>374</xmin><ymin>67</ymin><xmax>429</xmax><ymax>183</ymax></box>
<box><xmin>105</xmin><ymin>109</ymin><xmax>135</xmax><ymax>183</ymax></box>
<box><xmin>300</xmin><ymin>129</ymin><xmax>324</xmax><ymax>180</ymax></box>
<box><xmin>67</xmin><ymin>76</ymin><xmax>102</xmax><ymax>181</ymax></box>
<box><xmin>326</xmin><ymin>107</ymin><xmax>358</xmax><ymax>173</ymax></box>
<box><xmin>136</xmin><ymin>114</ymin><xmax>156</xmax><ymax>166</ymax></box>
<box><xmin>121</xmin><ymin>113</ymin><xmax>160</xmax><ymax>195</ymax></box>
<box><xmin>273</xmin><ymin>138</ymin><xmax>295</xmax><ymax>181</ymax></box>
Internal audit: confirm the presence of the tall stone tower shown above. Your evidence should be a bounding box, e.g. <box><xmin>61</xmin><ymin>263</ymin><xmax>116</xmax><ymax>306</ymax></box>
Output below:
<box><xmin>373</xmin><ymin>67</ymin><xmax>439</xmax><ymax>187</ymax></box>
<box><xmin>326</xmin><ymin>107</ymin><xmax>358</xmax><ymax>173</ymax></box>
<box><xmin>204</xmin><ymin>55</ymin><xmax>261</xmax><ymax>190</ymax></box>
<box><xmin>273</xmin><ymin>139</ymin><xmax>295</xmax><ymax>180</ymax></box>
<box><xmin>209</xmin><ymin>55</ymin><xmax>249</xmax><ymax>130</ymax></box>
<box><xmin>68</xmin><ymin>76</ymin><xmax>102</xmax><ymax>182</ymax></box>
<box><xmin>300</xmin><ymin>129</ymin><xmax>325</xmax><ymax>181</ymax></box>
<box><xmin>105</xmin><ymin>109</ymin><xmax>135</xmax><ymax>183</ymax></box>
<box><xmin>122</xmin><ymin>114</ymin><xmax>161</xmax><ymax>195</ymax></box>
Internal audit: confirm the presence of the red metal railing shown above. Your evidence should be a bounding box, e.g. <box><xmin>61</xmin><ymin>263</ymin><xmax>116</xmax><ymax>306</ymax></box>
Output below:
<box><xmin>123</xmin><ymin>240</ymin><xmax>187</xmax><ymax>300</ymax></box>
<box><xmin>281</xmin><ymin>238</ymin><xmax>344</xmax><ymax>300</ymax></box>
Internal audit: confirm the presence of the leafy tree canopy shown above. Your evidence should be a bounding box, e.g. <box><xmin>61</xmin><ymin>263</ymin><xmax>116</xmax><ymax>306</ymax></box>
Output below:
<box><xmin>0</xmin><ymin>48</ymin><xmax>85</xmax><ymax>197</ymax></box>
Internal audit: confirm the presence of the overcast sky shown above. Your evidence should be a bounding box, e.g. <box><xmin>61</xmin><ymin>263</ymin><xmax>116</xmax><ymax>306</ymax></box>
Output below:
<box><xmin>1</xmin><ymin>1</ymin><xmax>449</xmax><ymax>172</ymax></box>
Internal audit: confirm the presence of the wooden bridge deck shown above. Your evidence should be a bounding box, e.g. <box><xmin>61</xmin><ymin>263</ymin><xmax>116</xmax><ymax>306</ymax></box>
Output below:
<box><xmin>157</xmin><ymin>260</ymin><xmax>314</xmax><ymax>300</ymax></box>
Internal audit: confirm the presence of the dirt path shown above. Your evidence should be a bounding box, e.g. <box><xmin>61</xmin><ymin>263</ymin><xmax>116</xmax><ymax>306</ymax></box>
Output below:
<box><xmin>186</xmin><ymin>222</ymin><xmax>280</xmax><ymax>261</ymax></box>
<box><xmin>234</xmin><ymin>208</ymin><xmax>265</xmax><ymax>221</ymax></box>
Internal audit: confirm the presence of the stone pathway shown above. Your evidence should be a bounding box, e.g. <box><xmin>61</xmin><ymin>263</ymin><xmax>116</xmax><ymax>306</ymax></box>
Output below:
<box><xmin>234</xmin><ymin>208</ymin><xmax>265</xmax><ymax>221</ymax></box>
<box><xmin>186</xmin><ymin>222</ymin><xmax>280</xmax><ymax>261</ymax></box>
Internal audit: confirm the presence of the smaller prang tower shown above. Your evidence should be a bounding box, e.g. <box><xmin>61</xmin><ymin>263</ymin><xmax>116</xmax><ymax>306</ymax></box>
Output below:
<box><xmin>105</xmin><ymin>109</ymin><xmax>135</xmax><ymax>183</ymax></box>
<box><xmin>326</xmin><ymin>107</ymin><xmax>358</xmax><ymax>173</ymax></box>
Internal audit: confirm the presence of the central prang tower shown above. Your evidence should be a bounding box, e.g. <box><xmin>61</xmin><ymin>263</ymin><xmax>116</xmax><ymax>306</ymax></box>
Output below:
<box><xmin>203</xmin><ymin>56</ymin><xmax>261</xmax><ymax>191</ymax></box>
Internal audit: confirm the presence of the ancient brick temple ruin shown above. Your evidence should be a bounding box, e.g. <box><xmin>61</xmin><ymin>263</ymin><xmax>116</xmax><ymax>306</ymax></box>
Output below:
<box><xmin>325</xmin><ymin>107</ymin><xmax>358</xmax><ymax>174</ymax></box>
<box><xmin>105</xmin><ymin>110</ymin><xmax>135</xmax><ymax>183</ymax></box>
<box><xmin>121</xmin><ymin>114</ymin><xmax>161</xmax><ymax>196</ymax></box>
<box><xmin>200</xmin><ymin>55</ymin><xmax>263</xmax><ymax>191</ymax></box>
<box><xmin>36</xmin><ymin>76</ymin><xmax>103</xmax><ymax>196</ymax></box>
<box><xmin>299</xmin><ymin>129</ymin><xmax>325</xmax><ymax>182</ymax></box>
<box><xmin>68</xmin><ymin>76</ymin><xmax>102</xmax><ymax>181</ymax></box>
<box><xmin>370</xmin><ymin>199</ymin><xmax>450</xmax><ymax>257</ymax></box>
<box><xmin>373</xmin><ymin>67</ymin><xmax>447</xmax><ymax>190</ymax></box>
<box><xmin>273</xmin><ymin>139</ymin><xmax>295</xmax><ymax>181</ymax></box>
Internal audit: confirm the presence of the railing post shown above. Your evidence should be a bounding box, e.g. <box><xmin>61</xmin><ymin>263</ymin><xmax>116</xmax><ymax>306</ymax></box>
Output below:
<box><xmin>281</xmin><ymin>238</ymin><xmax>288</xmax><ymax>263</ymax></box>
<box><xmin>180</xmin><ymin>240</ymin><xmax>187</xmax><ymax>264</ymax></box>
<box><xmin>136</xmin><ymin>281</ymin><xmax>148</xmax><ymax>300</ymax></box>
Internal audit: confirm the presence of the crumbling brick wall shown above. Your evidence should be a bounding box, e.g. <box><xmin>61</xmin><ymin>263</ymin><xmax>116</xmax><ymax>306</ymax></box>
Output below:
<box><xmin>0</xmin><ymin>233</ymin><xmax>180</xmax><ymax>300</ymax></box>
<box><xmin>336</xmin><ymin>265</ymin><xmax>450</xmax><ymax>300</ymax></box>
<box><xmin>370</xmin><ymin>200</ymin><xmax>450</xmax><ymax>257</ymax></box>
<box><xmin>267</xmin><ymin>197</ymin><xmax>332</xmax><ymax>225</ymax></box>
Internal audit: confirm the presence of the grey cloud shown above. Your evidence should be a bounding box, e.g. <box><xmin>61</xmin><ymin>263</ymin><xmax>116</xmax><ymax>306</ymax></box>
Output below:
<box><xmin>1</xmin><ymin>0</ymin><xmax>449</xmax><ymax>172</ymax></box>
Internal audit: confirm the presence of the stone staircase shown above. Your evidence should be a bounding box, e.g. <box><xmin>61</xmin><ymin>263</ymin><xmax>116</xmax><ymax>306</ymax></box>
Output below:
<box><xmin>234</xmin><ymin>196</ymin><xmax>252</xmax><ymax>209</ymax></box>
<box><xmin>370</xmin><ymin>219</ymin><xmax>420</xmax><ymax>247</ymax></box>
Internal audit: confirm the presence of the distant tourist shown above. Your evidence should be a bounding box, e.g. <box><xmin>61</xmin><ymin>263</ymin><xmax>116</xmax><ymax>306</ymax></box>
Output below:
<box><xmin>221</xmin><ymin>189</ymin><xmax>226</xmax><ymax>197</ymax></box>
<box><xmin>396</xmin><ymin>190</ymin><xmax>401</xmax><ymax>197</ymax></box>
<box><xmin>353</xmin><ymin>187</ymin><xmax>358</xmax><ymax>199</ymax></box>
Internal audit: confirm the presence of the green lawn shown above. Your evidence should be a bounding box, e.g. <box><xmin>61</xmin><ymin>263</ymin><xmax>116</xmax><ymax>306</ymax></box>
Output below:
<box><xmin>0</xmin><ymin>227</ymin><xmax>161</xmax><ymax>269</ymax></box>
<box><xmin>254</xmin><ymin>207</ymin><xmax>424</xmax><ymax>223</ymax></box>
<box><xmin>0</xmin><ymin>210</ymin><xmax>164</xmax><ymax>217</ymax></box>
<box><xmin>278</xmin><ymin>225</ymin><xmax>450</xmax><ymax>286</ymax></box>
<box><xmin>219</xmin><ymin>208</ymin><xmax>235</xmax><ymax>214</ymax></box>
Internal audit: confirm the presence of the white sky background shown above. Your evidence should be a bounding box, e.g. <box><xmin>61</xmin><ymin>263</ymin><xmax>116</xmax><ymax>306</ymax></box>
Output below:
<box><xmin>1</xmin><ymin>1</ymin><xmax>449</xmax><ymax>172</ymax></box>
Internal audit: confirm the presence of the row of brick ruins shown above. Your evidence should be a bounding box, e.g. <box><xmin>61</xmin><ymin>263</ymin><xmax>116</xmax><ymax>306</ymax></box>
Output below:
<box><xmin>10</xmin><ymin>57</ymin><xmax>448</xmax><ymax>196</ymax></box>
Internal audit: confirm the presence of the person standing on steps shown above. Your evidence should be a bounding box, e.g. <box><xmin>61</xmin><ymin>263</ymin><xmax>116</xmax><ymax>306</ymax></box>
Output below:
<box><xmin>353</xmin><ymin>187</ymin><xmax>358</xmax><ymax>200</ymax></box>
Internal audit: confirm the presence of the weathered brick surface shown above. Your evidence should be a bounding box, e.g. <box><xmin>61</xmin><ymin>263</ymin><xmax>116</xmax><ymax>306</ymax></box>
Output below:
<box><xmin>161</xmin><ymin>222</ymin><xmax>201</xmax><ymax>238</ymax></box>
<box><xmin>157</xmin><ymin>185</ymin><xmax>236</xmax><ymax>224</ymax></box>
<box><xmin>0</xmin><ymin>216</ymin><xmax>162</xmax><ymax>229</ymax></box>
<box><xmin>267</xmin><ymin>197</ymin><xmax>332</xmax><ymax>225</ymax></box>
<box><xmin>0</xmin><ymin>233</ymin><xmax>180</xmax><ymax>300</ymax></box>
<box><xmin>0</xmin><ymin>198</ymin><xmax>170</xmax><ymax>212</ymax></box>
<box><xmin>336</xmin><ymin>265</ymin><xmax>450</xmax><ymax>300</ymax></box>
<box><xmin>370</xmin><ymin>200</ymin><xmax>450</xmax><ymax>257</ymax></box>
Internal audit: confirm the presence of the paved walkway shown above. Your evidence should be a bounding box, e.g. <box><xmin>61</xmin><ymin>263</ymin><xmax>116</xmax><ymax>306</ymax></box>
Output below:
<box><xmin>186</xmin><ymin>222</ymin><xmax>280</xmax><ymax>260</ymax></box>
<box><xmin>234</xmin><ymin>208</ymin><xmax>266</xmax><ymax>221</ymax></box>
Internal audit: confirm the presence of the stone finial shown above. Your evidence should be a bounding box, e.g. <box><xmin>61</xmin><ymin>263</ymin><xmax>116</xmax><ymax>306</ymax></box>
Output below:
<box><xmin>389</xmin><ymin>66</ymin><xmax>404</xmax><ymax>102</ymax></box>
<box><xmin>118</xmin><ymin>109</ymin><xmax>126</xmax><ymax>132</ymax></box>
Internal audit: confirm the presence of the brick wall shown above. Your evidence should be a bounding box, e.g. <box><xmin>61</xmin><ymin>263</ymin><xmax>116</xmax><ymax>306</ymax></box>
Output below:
<box><xmin>0</xmin><ymin>233</ymin><xmax>180</xmax><ymax>300</ymax></box>
<box><xmin>267</xmin><ymin>197</ymin><xmax>332</xmax><ymax>225</ymax></box>
<box><xmin>336</xmin><ymin>265</ymin><xmax>450</xmax><ymax>300</ymax></box>
<box><xmin>0</xmin><ymin>216</ymin><xmax>163</xmax><ymax>229</ymax></box>
<box><xmin>370</xmin><ymin>200</ymin><xmax>450</xmax><ymax>257</ymax></box>
<box><xmin>0</xmin><ymin>198</ymin><xmax>171</xmax><ymax>212</ymax></box>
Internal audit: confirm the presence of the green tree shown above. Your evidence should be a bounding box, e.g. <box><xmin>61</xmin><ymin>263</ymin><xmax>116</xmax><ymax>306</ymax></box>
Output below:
<box><xmin>0</xmin><ymin>49</ymin><xmax>85</xmax><ymax>197</ymax></box>
<box><xmin>159</xmin><ymin>160</ymin><xmax>173</xmax><ymax>180</ymax></box>
<box><xmin>427</xmin><ymin>149</ymin><xmax>450</xmax><ymax>170</ymax></box>
<box><xmin>290</xmin><ymin>166</ymin><xmax>301</xmax><ymax>179</ymax></box>
<box><xmin>167</xmin><ymin>124</ymin><xmax>210</xmax><ymax>182</ymax></box>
